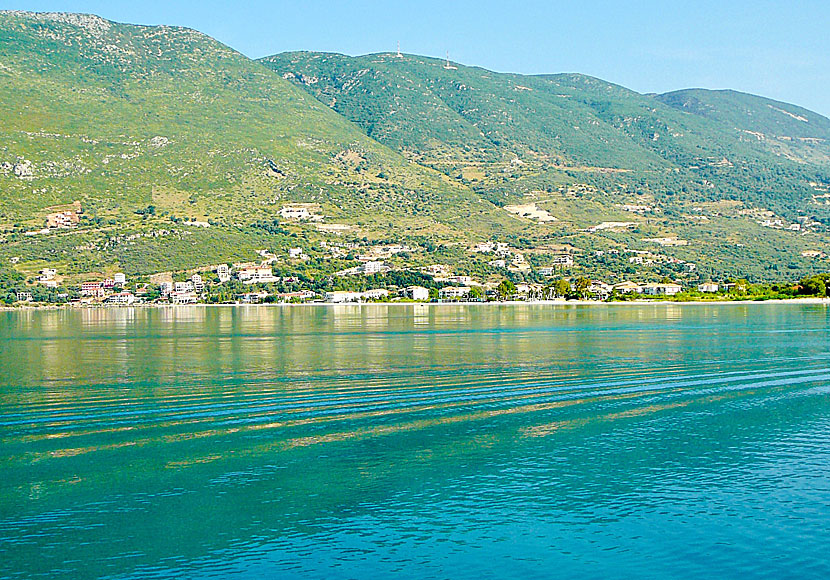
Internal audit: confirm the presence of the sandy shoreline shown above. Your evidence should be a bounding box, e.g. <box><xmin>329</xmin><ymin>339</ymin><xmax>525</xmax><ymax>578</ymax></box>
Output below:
<box><xmin>3</xmin><ymin>297</ymin><xmax>830</xmax><ymax>312</ymax></box>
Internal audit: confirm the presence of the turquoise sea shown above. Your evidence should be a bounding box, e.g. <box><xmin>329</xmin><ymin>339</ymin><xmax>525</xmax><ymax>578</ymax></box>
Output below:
<box><xmin>1</xmin><ymin>303</ymin><xmax>829</xmax><ymax>579</ymax></box>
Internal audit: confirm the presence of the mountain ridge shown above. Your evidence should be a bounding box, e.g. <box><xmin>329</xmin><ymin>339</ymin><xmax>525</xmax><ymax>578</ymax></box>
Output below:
<box><xmin>1</xmin><ymin>10</ymin><xmax>829</xmax><ymax>287</ymax></box>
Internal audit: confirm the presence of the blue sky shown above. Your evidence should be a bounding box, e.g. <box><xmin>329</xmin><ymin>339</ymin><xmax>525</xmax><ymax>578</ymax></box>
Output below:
<box><xmin>3</xmin><ymin>0</ymin><xmax>829</xmax><ymax>116</ymax></box>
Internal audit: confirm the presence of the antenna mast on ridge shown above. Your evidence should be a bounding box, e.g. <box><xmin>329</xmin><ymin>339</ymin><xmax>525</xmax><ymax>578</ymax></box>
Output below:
<box><xmin>444</xmin><ymin>50</ymin><xmax>457</xmax><ymax>70</ymax></box>
<box><xmin>395</xmin><ymin>41</ymin><xmax>403</xmax><ymax>59</ymax></box>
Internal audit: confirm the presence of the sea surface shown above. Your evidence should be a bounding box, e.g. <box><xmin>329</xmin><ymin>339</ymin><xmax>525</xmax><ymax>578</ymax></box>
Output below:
<box><xmin>1</xmin><ymin>303</ymin><xmax>830</xmax><ymax>579</ymax></box>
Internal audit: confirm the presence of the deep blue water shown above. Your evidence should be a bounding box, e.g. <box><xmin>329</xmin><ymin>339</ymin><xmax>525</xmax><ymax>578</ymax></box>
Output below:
<box><xmin>1</xmin><ymin>303</ymin><xmax>829</xmax><ymax>579</ymax></box>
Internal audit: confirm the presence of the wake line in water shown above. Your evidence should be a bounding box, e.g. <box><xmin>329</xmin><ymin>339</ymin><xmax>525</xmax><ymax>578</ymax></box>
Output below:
<box><xmin>4</xmin><ymin>366</ymin><xmax>827</xmax><ymax>465</ymax></box>
<box><xmin>3</xmin><ymin>355</ymin><xmax>824</xmax><ymax>426</ymax></box>
<box><xmin>5</xmin><ymin>363</ymin><xmax>829</xmax><ymax>433</ymax></box>
<box><xmin>0</xmin><ymin>367</ymin><xmax>817</xmax><ymax>457</ymax></box>
<box><xmin>7</xmin><ymin>350</ymin><xmax>830</xmax><ymax>425</ymax></box>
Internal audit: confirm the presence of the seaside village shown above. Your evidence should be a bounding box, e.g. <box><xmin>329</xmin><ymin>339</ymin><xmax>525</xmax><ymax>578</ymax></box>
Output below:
<box><xmin>10</xmin><ymin>235</ymin><xmax>737</xmax><ymax>306</ymax></box>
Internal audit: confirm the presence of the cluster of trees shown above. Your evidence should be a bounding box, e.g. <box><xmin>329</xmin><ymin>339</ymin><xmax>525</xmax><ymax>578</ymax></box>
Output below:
<box><xmin>0</xmin><ymin>266</ymin><xmax>76</xmax><ymax>305</ymax></box>
<box><xmin>799</xmin><ymin>274</ymin><xmax>830</xmax><ymax>297</ymax></box>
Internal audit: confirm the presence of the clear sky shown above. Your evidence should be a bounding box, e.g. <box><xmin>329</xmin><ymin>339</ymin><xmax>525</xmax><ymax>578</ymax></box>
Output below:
<box><xmin>3</xmin><ymin>0</ymin><xmax>829</xmax><ymax>116</ymax></box>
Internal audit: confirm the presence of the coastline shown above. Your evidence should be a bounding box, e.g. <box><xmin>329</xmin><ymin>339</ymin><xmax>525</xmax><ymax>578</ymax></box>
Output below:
<box><xmin>3</xmin><ymin>297</ymin><xmax>830</xmax><ymax>312</ymax></box>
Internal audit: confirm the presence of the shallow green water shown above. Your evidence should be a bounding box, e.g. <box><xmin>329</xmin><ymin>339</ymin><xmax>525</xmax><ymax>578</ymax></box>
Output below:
<box><xmin>1</xmin><ymin>303</ymin><xmax>830</xmax><ymax>579</ymax></box>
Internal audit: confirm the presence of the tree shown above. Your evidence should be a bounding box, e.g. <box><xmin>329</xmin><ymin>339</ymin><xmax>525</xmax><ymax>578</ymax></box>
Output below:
<box><xmin>574</xmin><ymin>277</ymin><xmax>590</xmax><ymax>298</ymax></box>
<box><xmin>469</xmin><ymin>286</ymin><xmax>484</xmax><ymax>301</ymax></box>
<box><xmin>554</xmin><ymin>278</ymin><xmax>571</xmax><ymax>298</ymax></box>
<box><xmin>800</xmin><ymin>275</ymin><xmax>828</xmax><ymax>296</ymax></box>
<box><xmin>497</xmin><ymin>279</ymin><xmax>516</xmax><ymax>300</ymax></box>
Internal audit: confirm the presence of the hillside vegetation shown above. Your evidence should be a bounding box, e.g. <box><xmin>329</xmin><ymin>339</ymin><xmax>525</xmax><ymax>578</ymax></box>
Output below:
<box><xmin>1</xmin><ymin>11</ymin><xmax>829</xmax><ymax>284</ymax></box>
<box><xmin>263</xmin><ymin>52</ymin><xmax>830</xmax><ymax>219</ymax></box>
<box><xmin>0</xmin><ymin>11</ymin><xmax>513</xmax><ymax>276</ymax></box>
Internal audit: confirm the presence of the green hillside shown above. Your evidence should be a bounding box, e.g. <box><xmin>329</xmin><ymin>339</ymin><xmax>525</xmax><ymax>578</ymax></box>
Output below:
<box><xmin>0</xmin><ymin>11</ymin><xmax>513</xmax><ymax>276</ymax></box>
<box><xmin>657</xmin><ymin>88</ymin><xmax>830</xmax><ymax>165</ymax></box>
<box><xmin>1</xmin><ymin>11</ymin><xmax>829</xmax><ymax>287</ymax></box>
<box><xmin>262</xmin><ymin>52</ymin><xmax>830</xmax><ymax>220</ymax></box>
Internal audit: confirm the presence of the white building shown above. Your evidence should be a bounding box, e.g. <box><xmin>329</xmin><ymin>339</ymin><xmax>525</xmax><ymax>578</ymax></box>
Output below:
<box><xmin>489</xmin><ymin>259</ymin><xmax>507</xmax><ymax>269</ymax></box>
<box><xmin>160</xmin><ymin>281</ymin><xmax>173</xmax><ymax>296</ymax></box>
<box><xmin>405</xmin><ymin>286</ymin><xmax>430</xmax><ymax>301</ymax></box>
<box><xmin>613</xmin><ymin>281</ymin><xmax>643</xmax><ymax>294</ymax></box>
<box><xmin>439</xmin><ymin>286</ymin><xmax>471</xmax><ymax>300</ymax></box>
<box><xmin>494</xmin><ymin>243</ymin><xmax>512</xmax><ymax>257</ymax></box>
<box><xmin>360</xmin><ymin>261</ymin><xmax>386</xmax><ymax>275</ymax></box>
<box><xmin>237</xmin><ymin>266</ymin><xmax>278</xmax><ymax>283</ymax></box>
<box><xmin>552</xmin><ymin>255</ymin><xmax>574</xmax><ymax>267</ymax></box>
<box><xmin>587</xmin><ymin>281</ymin><xmax>613</xmax><ymax>299</ymax></box>
<box><xmin>240</xmin><ymin>292</ymin><xmax>269</xmax><ymax>304</ymax></box>
<box><xmin>362</xmin><ymin>288</ymin><xmax>390</xmax><ymax>300</ymax></box>
<box><xmin>105</xmin><ymin>291</ymin><xmax>135</xmax><ymax>305</ymax></box>
<box><xmin>16</xmin><ymin>291</ymin><xmax>33</xmax><ymax>302</ymax></box>
<box><xmin>171</xmin><ymin>291</ymin><xmax>198</xmax><ymax>304</ymax></box>
<box><xmin>174</xmin><ymin>281</ymin><xmax>194</xmax><ymax>293</ymax></box>
<box><xmin>279</xmin><ymin>206</ymin><xmax>312</xmax><ymax>220</ymax></box>
<box><xmin>698</xmin><ymin>282</ymin><xmax>719</xmax><ymax>293</ymax></box>
<box><xmin>38</xmin><ymin>268</ymin><xmax>57</xmax><ymax>287</ymax></box>
<box><xmin>325</xmin><ymin>291</ymin><xmax>363</xmax><ymax>303</ymax></box>
<box><xmin>448</xmin><ymin>275</ymin><xmax>474</xmax><ymax>285</ymax></box>
<box><xmin>642</xmin><ymin>282</ymin><xmax>683</xmax><ymax>296</ymax></box>
<box><xmin>216</xmin><ymin>264</ymin><xmax>231</xmax><ymax>283</ymax></box>
<box><xmin>113</xmin><ymin>273</ymin><xmax>126</xmax><ymax>286</ymax></box>
<box><xmin>472</xmin><ymin>241</ymin><xmax>495</xmax><ymax>253</ymax></box>
<box><xmin>191</xmin><ymin>274</ymin><xmax>204</xmax><ymax>293</ymax></box>
<box><xmin>288</xmin><ymin>247</ymin><xmax>304</xmax><ymax>259</ymax></box>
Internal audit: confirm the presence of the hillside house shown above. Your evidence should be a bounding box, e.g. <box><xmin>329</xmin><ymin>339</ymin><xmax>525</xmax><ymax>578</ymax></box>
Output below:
<box><xmin>288</xmin><ymin>247</ymin><xmax>306</xmax><ymax>259</ymax></box>
<box><xmin>325</xmin><ymin>291</ymin><xmax>363</xmax><ymax>303</ymax></box>
<box><xmin>80</xmin><ymin>282</ymin><xmax>105</xmax><ymax>298</ymax></box>
<box><xmin>238</xmin><ymin>266</ymin><xmax>278</xmax><ymax>284</ymax></box>
<box><xmin>105</xmin><ymin>291</ymin><xmax>135</xmax><ymax>305</ymax></box>
<box><xmin>45</xmin><ymin>210</ymin><xmax>80</xmax><ymax>229</ymax></box>
<box><xmin>279</xmin><ymin>206</ymin><xmax>312</xmax><ymax>220</ymax></box>
<box><xmin>613</xmin><ymin>281</ymin><xmax>643</xmax><ymax>294</ymax></box>
<box><xmin>215</xmin><ymin>264</ymin><xmax>231</xmax><ymax>283</ymax></box>
<box><xmin>642</xmin><ymin>282</ymin><xmax>682</xmax><ymax>296</ymax></box>
<box><xmin>404</xmin><ymin>286</ymin><xmax>430</xmax><ymax>301</ymax></box>
<box><xmin>552</xmin><ymin>255</ymin><xmax>574</xmax><ymax>267</ymax></box>
<box><xmin>360</xmin><ymin>261</ymin><xmax>387</xmax><ymax>275</ymax></box>
<box><xmin>171</xmin><ymin>291</ymin><xmax>198</xmax><ymax>304</ymax></box>
<box><xmin>38</xmin><ymin>268</ymin><xmax>57</xmax><ymax>287</ymax></box>
<box><xmin>439</xmin><ymin>286</ymin><xmax>471</xmax><ymax>300</ymax></box>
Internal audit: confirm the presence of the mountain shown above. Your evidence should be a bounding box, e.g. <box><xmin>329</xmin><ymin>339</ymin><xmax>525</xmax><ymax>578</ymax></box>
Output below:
<box><xmin>262</xmin><ymin>52</ymin><xmax>830</xmax><ymax>218</ymax></box>
<box><xmin>0</xmin><ymin>11</ymin><xmax>512</xmax><ymax>277</ymax></box>
<box><xmin>656</xmin><ymin>88</ymin><xmax>830</xmax><ymax>165</ymax></box>
<box><xmin>1</xmin><ymin>11</ymin><xmax>829</xmax><ymax>286</ymax></box>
